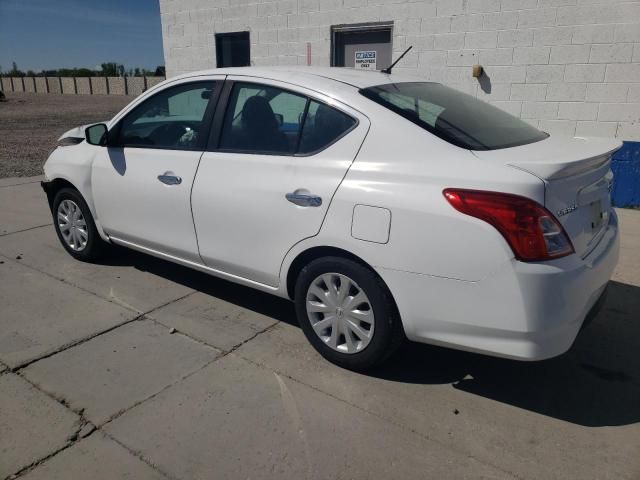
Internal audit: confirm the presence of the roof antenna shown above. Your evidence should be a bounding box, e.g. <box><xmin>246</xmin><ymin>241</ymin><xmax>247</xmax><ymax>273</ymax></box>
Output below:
<box><xmin>381</xmin><ymin>46</ymin><xmax>412</xmax><ymax>74</ymax></box>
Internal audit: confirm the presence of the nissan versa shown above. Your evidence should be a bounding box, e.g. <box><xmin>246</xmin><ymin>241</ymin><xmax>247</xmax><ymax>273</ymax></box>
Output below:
<box><xmin>42</xmin><ymin>67</ymin><xmax>620</xmax><ymax>370</ymax></box>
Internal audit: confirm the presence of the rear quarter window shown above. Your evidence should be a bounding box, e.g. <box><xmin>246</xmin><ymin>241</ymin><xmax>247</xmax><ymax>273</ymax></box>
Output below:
<box><xmin>298</xmin><ymin>101</ymin><xmax>356</xmax><ymax>154</ymax></box>
<box><xmin>360</xmin><ymin>82</ymin><xmax>548</xmax><ymax>151</ymax></box>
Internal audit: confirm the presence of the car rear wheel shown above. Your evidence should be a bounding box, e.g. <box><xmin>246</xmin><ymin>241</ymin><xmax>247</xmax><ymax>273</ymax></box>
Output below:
<box><xmin>294</xmin><ymin>256</ymin><xmax>404</xmax><ymax>371</ymax></box>
<box><xmin>52</xmin><ymin>188</ymin><xmax>106</xmax><ymax>262</ymax></box>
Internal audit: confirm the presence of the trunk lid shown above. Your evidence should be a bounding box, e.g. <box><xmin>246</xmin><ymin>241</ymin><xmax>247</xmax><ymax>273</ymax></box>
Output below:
<box><xmin>473</xmin><ymin>136</ymin><xmax>622</xmax><ymax>258</ymax></box>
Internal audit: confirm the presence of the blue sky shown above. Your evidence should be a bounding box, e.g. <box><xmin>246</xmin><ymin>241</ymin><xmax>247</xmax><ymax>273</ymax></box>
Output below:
<box><xmin>0</xmin><ymin>0</ymin><xmax>164</xmax><ymax>72</ymax></box>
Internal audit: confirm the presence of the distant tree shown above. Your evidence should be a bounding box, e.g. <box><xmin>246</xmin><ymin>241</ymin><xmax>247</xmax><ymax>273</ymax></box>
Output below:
<box><xmin>9</xmin><ymin>61</ymin><xmax>25</xmax><ymax>77</ymax></box>
<box><xmin>54</xmin><ymin>68</ymin><xmax>94</xmax><ymax>77</ymax></box>
<box><xmin>75</xmin><ymin>68</ymin><xmax>95</xmax><ymax>77</ymax></box>
<box><xmin>154</xmin><ymin>66</ymin><xmax>166</xmax><ymax>77</ymax></box>
<box><xmin>26</xmin><ymin>70</ymin><xmax>36</xmax><ymax>76</ymax></box>
<box><xmin>100</xmin><ymin>63</ymin><xmax>118</xmax><ymax>76</ymax></box>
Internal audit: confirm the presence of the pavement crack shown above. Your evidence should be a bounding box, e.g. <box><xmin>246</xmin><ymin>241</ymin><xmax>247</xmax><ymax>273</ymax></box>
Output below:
<box><xmin>6</xmin><ymin>439</ymin><xmax>77</xmax><ymax>480</ymax></box>
<box><xmin>9</xmin><ymin>290</ymin><xmax>197</xmax><ymax>372</ymax></box>
<box><xmin>0</xmin><ymin>178</ymin><xmax>44</xmax><ymax>188</ymax></box>
<box><xmin>98</xmin><ymin>320</ymin><xmax>279</xmax><ymax>428</ymax></box>
<box><xmin>235</xmin><ymin>353</ymin><xmax>524</xmax><ymax>480</ymax></box>
<box><xmin>0</xmin><ymin>223</ymin><xmax>51</xmax><ymax>237</ymax></box>
<box><xmin>11</xmin><ymin>315</ymin><xmax>144</xmax><ymax>371</ymax></box>
<box><xmin>4</xmin><ymin>387</ymin><xmax>93</xmax><ymax>480</ymax></box>
<box><xmin>0</xmin><ymin>252</ymin><xmax>141</xmax><ymax>314</ymax></box>
<box><xmin>100</xmin><ymin>431</ymin><xmax>177</xmax><ymax>480</ymax></box>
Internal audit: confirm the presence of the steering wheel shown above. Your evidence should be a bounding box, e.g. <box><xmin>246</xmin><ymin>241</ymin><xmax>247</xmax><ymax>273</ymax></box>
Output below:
<box><xmin>148</xmin><ymin>123</ymin><xmax>193</xmax><ymax>147</ymax></box>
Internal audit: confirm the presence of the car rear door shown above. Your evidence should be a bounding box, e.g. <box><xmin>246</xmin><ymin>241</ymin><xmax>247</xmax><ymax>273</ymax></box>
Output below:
<box><xmin>191</xmin><ymin>77</ymin><xmax>370</xmax><ymax>287</ymax></box>
<box><xmin>91</xmin><ymin>78</ymin><xmax>222</xmax><ymax>262</ymax></box>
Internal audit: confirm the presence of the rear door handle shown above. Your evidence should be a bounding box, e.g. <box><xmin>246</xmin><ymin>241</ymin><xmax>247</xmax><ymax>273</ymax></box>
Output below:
<box><xmin>158</xmin><ymin>172</ymin><xmax>182</xmax><ymax>185</ymax></box>
<box><xmin>286</xmin><ymin>192</ymin><xmax>322</xmax><ymax>207</ymax></box>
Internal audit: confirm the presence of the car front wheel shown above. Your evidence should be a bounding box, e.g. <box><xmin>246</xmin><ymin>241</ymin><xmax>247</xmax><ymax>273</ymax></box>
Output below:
<box><xmin>294</xmin><ymin>256</ymin><xmax>404</xmax><ymax>371</ymax></box>
<box><xmin>52</xmin><ymin>188</ymin><xmax>106</xmax><ymax>262</ymax></box>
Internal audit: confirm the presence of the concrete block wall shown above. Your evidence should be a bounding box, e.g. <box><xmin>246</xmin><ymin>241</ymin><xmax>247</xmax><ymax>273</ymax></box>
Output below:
<box><xmin>0</xmin><ymin>77</ymin><xmax>11</xmax><ymax>91</ymax></box>
<box><xmin>146</xmin><ymin>76</ymin><xmax>166</xmax><ymax>89</ymax></box>
<box><xmin>24</xmin><ymin>77</ymin><xmax>36</xmax><ymax>93</ymax></box>
<box><xmin>34</xmin><ymin>77</ymin><xmax>47</xmax><ymax>93</ymax></box>
<box><xmin>160</xmin><ymin>0</ymin><xmax>640</xmax><ymax>140</ymax></box>
<box><xmin>11</xmin><ymin>78</ymin><xmax>24</xmax><ymax>92</ymax></box>
<box><xmin>46</xmin><ymin>77</ymin><xmax>62</xmax><ymax>94</ymax></box>
<box><xmin>126</xmin><ymin>76</ymin><xmax>145</xmax><ymax>96</ymax></box>
<box><xmin>90</xmin><ymin>77</ymin><xmax>109</xmax><ymax>94</ymax></box>
<box><xmin>1</xmin><ymin>76</ymin><xmax>167</xmax><ymax>96</ymax></box>
<box><xmin>107</xmin><ymin>77</ymin><xmax>126</xmax><ymax>95</ymax></box>
<box><xmin>61</xmin><ymin>77</ymin><xmax>76</xmax><ymax>94</ymax></box>
<box><xmin>76</xmin><ymin>77</ymin><xmax>91</xmax><ymax>94</ymax></box>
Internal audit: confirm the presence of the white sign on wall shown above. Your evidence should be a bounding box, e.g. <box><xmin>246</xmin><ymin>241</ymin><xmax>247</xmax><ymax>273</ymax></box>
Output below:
<box><xmin>354</xmin><ymin>51</ymin><xmax>377</xmax><ymax>70</ymax></box>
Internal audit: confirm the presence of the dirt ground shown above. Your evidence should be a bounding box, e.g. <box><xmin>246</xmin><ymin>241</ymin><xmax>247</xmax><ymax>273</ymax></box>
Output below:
<box><xmin>0</xmin><ymin>93</ymin><xmax>132</xmax><ymax>178</ymax></box>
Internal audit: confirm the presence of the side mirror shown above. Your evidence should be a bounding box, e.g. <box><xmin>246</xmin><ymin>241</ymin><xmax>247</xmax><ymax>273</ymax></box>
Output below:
<box><xmin>274</xmin><ymin>113</ymin><xmax>284</xmax><ymax>127</ymax></box>
<box><xmin>85</xmin><ymin>123</ymin><xmax>108</xmax><ymax>146</ymax></box>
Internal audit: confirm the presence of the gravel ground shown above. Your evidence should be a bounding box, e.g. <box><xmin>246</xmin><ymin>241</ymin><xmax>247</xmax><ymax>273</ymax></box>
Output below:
<box><xmin>0</xmin><ymin>93</ymin><xmax>132</xmax><ymax>178</ymax></box>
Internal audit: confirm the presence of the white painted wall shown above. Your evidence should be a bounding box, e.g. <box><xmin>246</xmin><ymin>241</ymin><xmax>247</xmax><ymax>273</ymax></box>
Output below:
<box><xmin>160</xmin><ymin>0</ymin><xmax>640</xmax><ymax>140</ymax></box>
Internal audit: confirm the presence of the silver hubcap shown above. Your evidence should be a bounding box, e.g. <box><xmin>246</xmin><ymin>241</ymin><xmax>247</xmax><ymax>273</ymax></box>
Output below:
<box><xmin>305</xmin><ymin>273</ymin><xmax>375</xmax><ymax>354</ymax></box>
<box><xmin>57</xmin><ymin>199</ymin><xmax>88</xmax><ymax>251</ymax></box>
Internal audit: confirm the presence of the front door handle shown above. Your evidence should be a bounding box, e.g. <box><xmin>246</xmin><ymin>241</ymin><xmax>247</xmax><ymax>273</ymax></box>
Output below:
<box><xmin>286</xmin><ymin>192</ymin><xmax>322</xmax><ymax>207</ymax></box>
<box><xmin>158</xmin><ymin>172</ymin><xmax>182</xmax><ymax>185</ymax></box>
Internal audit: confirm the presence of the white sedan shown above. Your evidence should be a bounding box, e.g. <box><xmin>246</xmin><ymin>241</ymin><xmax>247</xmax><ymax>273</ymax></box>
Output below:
<box><xmin>42</xmin><ymin>67</ymin><xmax>620</xmax><ymax>370</ymax></box>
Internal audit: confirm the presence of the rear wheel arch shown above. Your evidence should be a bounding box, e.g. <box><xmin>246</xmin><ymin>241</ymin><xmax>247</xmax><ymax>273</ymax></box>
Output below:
<box><xmin>285</xmin><ymin>247</ymin><xmax>400</xmax><ymax>316</ymax></box>
<box><xmin>291</xmin><ymin>251</ymin><xmax>406</xmax><ymax>370</ymax></box>
<box><xmin>286</xmin><ymin>247</ymin><xmax>367</xmax><ymax>299</ymax></box>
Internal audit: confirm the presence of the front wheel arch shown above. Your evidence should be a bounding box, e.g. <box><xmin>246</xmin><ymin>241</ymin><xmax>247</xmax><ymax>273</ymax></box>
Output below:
<box><xmin>43</xmin><ymin>178</ymin><xmax>79</xmax><ymax>210</ymax></box>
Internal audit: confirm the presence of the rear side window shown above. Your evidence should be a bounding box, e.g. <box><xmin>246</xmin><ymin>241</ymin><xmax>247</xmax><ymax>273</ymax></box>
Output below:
<box><xmin>360</xmin><ymin>82</ymin><xmax>548</xmax><ymax>150</ymax></box>
<box><xmin>218</xmin><ymin>82</ymin><xmax>356</xmax><ymax>155</ymax></box>
<box><xmin>220</xmin><ymin>83</ymin><xmax>307</xmax><ymax>154</ymax></box>
<box><xmin>298</xmin><ymin>101</ymin><xmax>356</xmax><ymax>154</ymax></box>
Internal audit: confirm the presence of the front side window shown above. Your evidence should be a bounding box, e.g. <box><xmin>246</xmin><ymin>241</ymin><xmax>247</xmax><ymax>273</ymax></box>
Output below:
<box><xmin>361</xmin><ymin>82</ymin><xmax>548</xmax><ymax>150</ymax></box>
<box><xmin>118</xmin><ymin>82</ymin><xmax>215</xmax><ymax>150</ymax></box>
<box><xmin>219</xmin><ymin>82</ymin><xmax>356</xmax><ymax>155</ymax></box>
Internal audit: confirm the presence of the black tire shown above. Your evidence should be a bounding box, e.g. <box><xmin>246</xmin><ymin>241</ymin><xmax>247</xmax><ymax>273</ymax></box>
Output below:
<box><xmin>294</xmin><ymin>256</ymin><xmax>404</xmax><ymax>371</ymax></box>
<box><xmin>52</xmin><ymin>188</ymin><xmax>107</xmax><ymax>262</ymax></box>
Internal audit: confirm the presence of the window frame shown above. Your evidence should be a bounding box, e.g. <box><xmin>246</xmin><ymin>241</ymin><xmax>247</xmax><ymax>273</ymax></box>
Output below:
<box><xmin>207</xmin><ymin>79</ymin><xmax>359</xmax><ymax>157</ymax></box>
<box><xmin>110</xmin><ymin>80</ymin><xmax>221</xmax><ymax>151</ymax></box>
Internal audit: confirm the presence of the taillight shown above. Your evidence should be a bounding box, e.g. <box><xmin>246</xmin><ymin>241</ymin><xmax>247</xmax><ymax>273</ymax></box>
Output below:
<box><xmin>443</xmin><ymin>189</ymin><xmax>574</xmax><ymax>262</ymax></box>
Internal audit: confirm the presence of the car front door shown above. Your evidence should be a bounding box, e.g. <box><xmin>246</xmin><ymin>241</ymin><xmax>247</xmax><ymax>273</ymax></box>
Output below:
<box><xmin>191</xmin><ymin>77</ymin><xmax>370</xmax><ymax>287</ymax></box>
<box><xmin>92</xmin><ymin>79</ymin><xmax>221</xmax><ymax>262</ymax></box>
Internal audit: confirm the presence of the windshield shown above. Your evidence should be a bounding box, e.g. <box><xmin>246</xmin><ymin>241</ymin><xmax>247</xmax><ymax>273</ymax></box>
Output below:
<box><xmin>360</xmin><ymin>82</ymin><xmax>548</xmax><ymax>150</ymax></box>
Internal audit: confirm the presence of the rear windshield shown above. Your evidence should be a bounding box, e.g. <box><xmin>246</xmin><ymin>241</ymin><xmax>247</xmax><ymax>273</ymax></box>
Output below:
<box><xmin>360</xmin><ymin>82</ymin><xmax>548</xmax><ymax>150</ymax></box>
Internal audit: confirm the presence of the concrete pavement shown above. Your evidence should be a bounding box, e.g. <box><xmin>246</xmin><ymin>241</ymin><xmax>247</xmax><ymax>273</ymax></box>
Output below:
<box><xmin>1</xmin><ymin>176</ymin><xmax>639</xmax><ymax>479</ymax></box>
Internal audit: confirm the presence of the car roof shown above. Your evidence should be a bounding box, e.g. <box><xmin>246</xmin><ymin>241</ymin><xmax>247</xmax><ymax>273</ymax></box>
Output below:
<box><xmin>173</xmin><ymin>66</ymin><xmax>427</xmax><ymax>91</ymax></box>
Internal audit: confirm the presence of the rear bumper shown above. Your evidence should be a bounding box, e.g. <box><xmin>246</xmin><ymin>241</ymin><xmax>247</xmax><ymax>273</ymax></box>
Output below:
<box><xmin>379</xmin><ymin>210</ymin><xmax>620</xmax><ymax>360</ymax></box>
